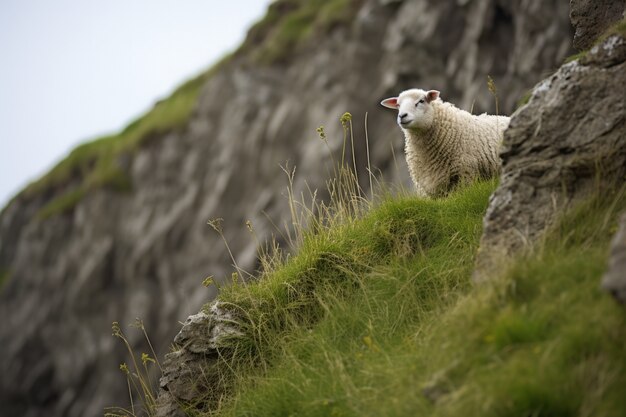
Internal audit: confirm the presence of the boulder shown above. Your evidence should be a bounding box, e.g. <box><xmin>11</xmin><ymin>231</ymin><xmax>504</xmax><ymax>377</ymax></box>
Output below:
<box><xmin>155</xmin><ymin>302</ymin><xmax>243</xmax><ymax>416</ymax></box>
<box><xmin>475</xmin><ymin>31</ymin><xmax>626</xmax><ymax>280</ymax></box>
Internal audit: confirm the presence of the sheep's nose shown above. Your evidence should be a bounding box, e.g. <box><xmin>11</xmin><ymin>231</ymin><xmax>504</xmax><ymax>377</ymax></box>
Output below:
<box><xmin>398</xmin><ymin>113</ymin><xmax>408</xmax><ymax>120</ymax></box>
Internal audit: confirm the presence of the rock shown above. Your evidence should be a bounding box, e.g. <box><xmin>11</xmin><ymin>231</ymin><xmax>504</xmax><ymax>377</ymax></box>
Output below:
<box><xmin>155</xmin><ymin>302</ymin><xmax>243</xmax><ymax>416</ymax></box>
<box><xmin>174</xmin><ymin>303</ymin><xmax>242</xmax><ymax>353</ymax></box>
<box><xmin>602</xmin><ymin>214</ymin><xmax>626</xmax><ymax>304</ymax></box>
<box><xmin>155</xmin><ymin>391</ymin><xmax>186</xmax><ymax>417</ymax></box>
<box><xmin>0</xmin><ymin>1</ymin><xmax>574</xmax><ymax>415</ymax></box>
<box><xmin>570</xmin><ymin>0</ymin><xmax>625</xmax><ymax>50</ymax></box>
<box><xmin>475</xmin><ymin>32</ymin><xmax>626</xmax><ymax>280</ymax></box>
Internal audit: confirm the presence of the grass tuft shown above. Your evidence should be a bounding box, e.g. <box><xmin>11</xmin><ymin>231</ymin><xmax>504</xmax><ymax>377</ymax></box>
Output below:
<box><xmin>106</xmin><ymin>319</ymin><xmax>162</xmax><ymax>417</ymax></box>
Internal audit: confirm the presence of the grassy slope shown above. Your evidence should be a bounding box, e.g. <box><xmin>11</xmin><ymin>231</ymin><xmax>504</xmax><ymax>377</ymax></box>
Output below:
<box><xmin>196</xmin><ymin>180</ymin><xmax>626</xmax><ymax>417</ymax></box>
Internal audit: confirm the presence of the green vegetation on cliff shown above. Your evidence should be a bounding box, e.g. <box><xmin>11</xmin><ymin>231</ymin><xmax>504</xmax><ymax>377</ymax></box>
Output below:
<box><xmin>238</xmin><ymin>0</ymin><xmax>363</xmax><ymax>64</ymax></box>
<box><xmin>16</xmin><ymin>0</ymin><xmax>364</xmax><ymax>220</ymax></box>
<box><xmin>161</xmin><ymin>175</ymin><xmax>625</xmax><ymax>416</ymax></box>
<box><xmin>18</xmin><ymin>60</ymin><xmax>227</xmax><ymax>219</ymax></box>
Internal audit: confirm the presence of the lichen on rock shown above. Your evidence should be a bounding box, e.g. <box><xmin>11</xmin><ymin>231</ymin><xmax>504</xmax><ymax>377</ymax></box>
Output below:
<box><xmin>155</xmin><ymin>301</ymin><xmax>244</xmax><ymax>416</ymax></box>
<box><xmin>570</xmin><ymin>0</ymin><xmax>625</xmax><ymax>50</ymax></box>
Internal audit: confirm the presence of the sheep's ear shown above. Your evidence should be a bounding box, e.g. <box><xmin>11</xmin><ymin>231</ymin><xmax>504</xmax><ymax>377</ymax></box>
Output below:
<box><xmin>426</xmin><ymin>90</ymin><xmax>440</xmax><ymax>103</ymax></box>
<box><xmin>380</xmin><ymin>97</ymin><xmax>399</xmax><ymax>109</ymax></box>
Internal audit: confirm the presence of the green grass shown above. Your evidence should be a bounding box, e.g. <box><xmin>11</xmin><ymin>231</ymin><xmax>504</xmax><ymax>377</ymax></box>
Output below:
<box><xmin>238</xmin><ymin>0</ymin><xmax>363</xmax><ymax>64</ymax></box>
<box><xmin>564</xmin><ymin>50</ymin><xmax>588</xmax><ymax>63</ymax></box>
<box><xmin>181</xmin><ymin>179</ymin><xmax>626</xmax><ymax>417</ymax></box>
<box><xmin>36</xmin><ymin>188</ymin><xmax>86</xmax><ymax>220</ymax></box>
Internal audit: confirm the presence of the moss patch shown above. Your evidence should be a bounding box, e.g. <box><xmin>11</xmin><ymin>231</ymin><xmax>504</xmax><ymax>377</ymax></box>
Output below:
<box><xmin>0</xmin><ymin>269</ymin><xmax>9</xmax><ymax>289</ymax></box>
<box><xmin>238</xmin><ymin>0</ymin><xmax>364</xmax><ymax>64</ymax></box>
<box><xmin>515</xmin><ymin>89</ymin><xmax>532</xmax><ymax>109</ymax></box>
<box><xmin>600</xmin><ymin>17</ymin><xmax>626</xmax><ymax>40</ymax></box>
<box><xmin>564</xmin><ymin>17</ymin><xmax>626</xmax><ymax>64</ymax></box>
<box><xmin>36</xmin><ymin>188</ymin><xmax>86</xmax><ymax>220</ymax></box>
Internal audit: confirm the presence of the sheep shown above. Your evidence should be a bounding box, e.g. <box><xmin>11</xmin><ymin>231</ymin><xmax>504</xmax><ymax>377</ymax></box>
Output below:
<box><xmin>381</xmin><ymin>89</ymin><xmax>510</xmax><ymax>197</ymax></box>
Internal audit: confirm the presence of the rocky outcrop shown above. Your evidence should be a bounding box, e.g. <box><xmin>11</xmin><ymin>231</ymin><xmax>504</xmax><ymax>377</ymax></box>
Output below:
<box><xmin>476</xmin><ymin>6</ymin><xmax>626</xmax><ymax>279</ymax></box>
<box><xmin>0</xmin><ymin>1</ymin><xmax>573</xmax><ymax>416</ymax></box>
<box><xmin>155</xmin><ymin>302</ymin><xmax>243</xmax><ymax>417</ymax></box>
<box><xmin>570</xmin><ymin>0</ymin><xmax>625</xmax><ymax>50</ymax></box>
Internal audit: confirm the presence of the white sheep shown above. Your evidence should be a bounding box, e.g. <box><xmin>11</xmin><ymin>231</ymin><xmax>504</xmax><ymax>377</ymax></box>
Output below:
<box><xmin>381</xmin><ymin>89</ymin><xmax>510</xmax><ymax>197</ymax></box>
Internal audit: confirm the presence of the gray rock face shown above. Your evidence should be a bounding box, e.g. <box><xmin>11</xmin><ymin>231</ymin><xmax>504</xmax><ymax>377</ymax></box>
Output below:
<box><xmin>174</xmin><ymin>302</ymin><xmax>243</xmax><ymax>353</ymax></box>
<box><xmin>602</xmin><ymin>214</ymin><xmax>626</xmax><ymax>304</ymax></box>
<box><xmin>0</xmin><ymin>1</ymin><xmax>573</xmax><ymax>416</ymax></box>
<box><xmin>570</xmin><ymin>0</ymin><xmax>625</xmax><ymax>50</ymax></box>
<box><xmin>155</xmin><ymin>302</ymin><xmax>243</xmax><ymax>417</ymax></box>
<box><xmin>475</xmin><ymin>32</ymin><xmax>626</xmax><ymax>279</ymax></box>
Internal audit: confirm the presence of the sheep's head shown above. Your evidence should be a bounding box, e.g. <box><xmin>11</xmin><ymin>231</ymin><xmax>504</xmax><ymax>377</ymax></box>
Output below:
<box><xmin>381</xmin><ymin>89</ymin><xmax>440</xmax><ymax>131</ymax></box>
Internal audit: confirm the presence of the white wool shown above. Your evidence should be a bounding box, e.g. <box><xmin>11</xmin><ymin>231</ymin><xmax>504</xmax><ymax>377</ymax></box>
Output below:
<box><xmin>382</xmin><ymin>88</ymin><xmax>510</xmax><ymax>197</ymax></box>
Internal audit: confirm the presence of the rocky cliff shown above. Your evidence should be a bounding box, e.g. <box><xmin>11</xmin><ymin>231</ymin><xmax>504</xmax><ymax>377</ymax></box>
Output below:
<box><xmin>476</xmin><ymin>1</ymin><xmax>626</xmax><ymax>278</ymax></box>
<box><xmin>0</xmin><ymin>1</ymin><xmax>573</xmax><ymax>416</ymax></box>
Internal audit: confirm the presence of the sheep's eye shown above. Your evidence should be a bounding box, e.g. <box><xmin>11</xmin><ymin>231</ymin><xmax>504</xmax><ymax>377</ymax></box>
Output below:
<box><xmin>416</xmin><ymin>99</ymin><xmax>425</xmax><ymax>107</ymax></box>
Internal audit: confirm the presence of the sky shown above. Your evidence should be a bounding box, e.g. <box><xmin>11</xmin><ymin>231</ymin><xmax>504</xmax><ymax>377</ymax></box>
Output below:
<box><xmin>0</xmin><ymin>0</ymin><xmax>272</xmax><ymax>207</ymax></box>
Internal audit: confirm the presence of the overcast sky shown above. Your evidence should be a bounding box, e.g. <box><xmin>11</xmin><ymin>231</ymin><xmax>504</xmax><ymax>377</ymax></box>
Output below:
<box><xmin>0</xmin><ymin>0</ymin><xmax>271</xmax><ymax>207</ymax></box>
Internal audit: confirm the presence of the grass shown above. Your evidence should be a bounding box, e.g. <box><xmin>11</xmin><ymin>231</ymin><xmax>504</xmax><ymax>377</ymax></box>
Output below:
<box><xmin>36</xmin><ymin>188</ymin><xmax>86</xmax><ymax>220</ymax></box>
<box><xmin>172</xmin><ymin>178</ymin><xmax>494</xmax><ymax>415</ymax></box>
<box><xmin>238</xmin><ymin>0</ymin><xmax>363</xmax><ymax>64</ymax></box>
<box><xmin>418</xmin><ymin>187</ymin><xmax>626</xmax><ymax>417</ymax></box>
<box><xmin>184</xmin><ymin>178</ymin><xmax>626</xmax><ymax>416</ymax></box>
<box><xmin>106</xmin><ymin>106</ymin><xmax>626</xmax><ymax>416</ymax></box>
<box><xmin>102</xmin><ymin>7</ymin><xmax>626</xmax><ymax>413</ymax></box>
<box><xmin>105</xmin><ymin>320</ymin><xmax>162</xmax><ymax>417</ymax></box>
<box><xmin>211</xmin><ymin>180</ymin><xmax>495</xmax><ymax>415</ymax></box>
<box><xmin>173</xmin><ymin>166</ymin><xmax>622</xmax><ymax>417</ymax></box>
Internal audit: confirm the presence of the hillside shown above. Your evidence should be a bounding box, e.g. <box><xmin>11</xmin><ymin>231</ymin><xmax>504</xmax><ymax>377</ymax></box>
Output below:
<box><xmin>2</xmin><ymin>0</ymin><xmax>619</xmax><ymax>416</ymax></box>
<box><xmin>153</xmin><ymin>2</ymin><xmax>626</xmax><ymax>415</ymax></box>
<box><xmin>152</xmin><ymin>180</ymin><xmax>626</xmax><ymax>416</ymax></box>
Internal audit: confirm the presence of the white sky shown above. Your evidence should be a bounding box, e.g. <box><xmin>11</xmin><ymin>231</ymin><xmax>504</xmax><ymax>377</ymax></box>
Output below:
<box><xmin>0</xmin><ymin>0</ymin><xmax>272</xmax><ymax>207</ymax></box>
